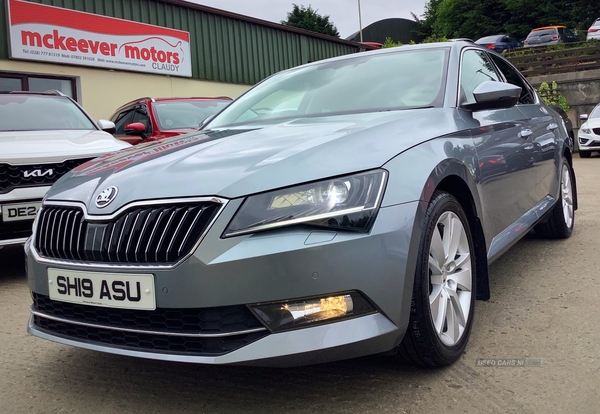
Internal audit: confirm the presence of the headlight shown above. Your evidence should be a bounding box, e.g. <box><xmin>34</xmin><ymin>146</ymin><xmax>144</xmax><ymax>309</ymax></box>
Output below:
<box><xmin>580</xmin><ymin>128</ymin><xmax>591</xmax><ymax>135</ymax></box>
<box><xmin>223</xmin><ymin>170</ymin><xmax>387</xmax><ymax>237</ymax></box>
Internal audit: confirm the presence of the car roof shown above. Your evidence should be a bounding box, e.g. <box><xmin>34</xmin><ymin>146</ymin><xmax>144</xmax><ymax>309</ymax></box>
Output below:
<box><xmin>113</xmin><ymin>96</ymin><xmax>233</xmax><ymax>112</ymax></box>
<box><xmin>476</xmin><ymin>34</ymin><xmax>507</xmax><ymax>42</ymax></box>
<box><xmin>0</xmin><ymin>90</ymin><xmax>68</xmax><ymax>97</ymax></box>
<box><xmin>532</xmin><ymin>25</ymin><xmax>566</xmax><ymax>31</ymax></box>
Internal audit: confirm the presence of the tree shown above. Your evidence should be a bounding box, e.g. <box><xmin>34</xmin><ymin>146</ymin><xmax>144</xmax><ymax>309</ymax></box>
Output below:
<box><xmin>281</xmin><ymin>4</ymin><xmax>340</xmax><ymax>37</ymax></box>
<box><xmin>415</xmin><ymin>0</ymin><xmax>600</xmax><ymax>41</ymax></box>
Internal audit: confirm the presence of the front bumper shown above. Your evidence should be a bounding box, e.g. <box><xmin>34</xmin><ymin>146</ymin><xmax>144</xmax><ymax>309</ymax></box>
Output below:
<box><xmin>0</xmin><ymin>187</ymin><xmax>49</xmax><ymax>246</ymax></box>
<box><xmin>578</xmin><ymin>131</ymin><xmax>600</xmax><ymax>152</ymax></box>
<box><xmin>26</xmin><ymin>201</ymin><xmax>420</xmax><ymax>366</ymax></box>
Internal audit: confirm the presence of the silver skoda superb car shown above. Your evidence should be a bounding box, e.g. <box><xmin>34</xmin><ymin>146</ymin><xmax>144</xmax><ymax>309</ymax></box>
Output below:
<box><xmin>26</xmin><ymin>41</ymin><xmax>576</xmax><ymax>367</ymax></box>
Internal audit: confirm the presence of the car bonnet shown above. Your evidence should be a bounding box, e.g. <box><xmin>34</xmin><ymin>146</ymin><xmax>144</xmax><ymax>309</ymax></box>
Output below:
<box><xmin>44</xmin><ymin>108</ymin><xmax>467</xmax><ymax>214</ymax></box>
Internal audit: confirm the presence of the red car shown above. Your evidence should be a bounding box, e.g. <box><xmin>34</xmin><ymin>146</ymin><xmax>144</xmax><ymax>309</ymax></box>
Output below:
<box><xmin>109</xmin><ymin>96</ymin><xmax>232</xmax><ymax>144</ymax></box>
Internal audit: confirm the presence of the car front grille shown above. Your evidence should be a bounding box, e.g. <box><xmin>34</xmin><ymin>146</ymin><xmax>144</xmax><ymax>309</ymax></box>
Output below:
<box><xmin>0</xmin><ymin>159</ymin><xmax>93</xmax><ymax>195</ymax></box>
<box><xmin>31</xmin><ymin>293</ymin><xmax>268</xmax><ymax>356</ymax></box>
<box><xmin>593</xmin><ymin>128</ymin><xmax>600</xmax><ymax>135</ymax></box>
<box><xmin>34</xmin><ymin>201</ymin><xmax>221</xmax><ymax>264</ymax></box>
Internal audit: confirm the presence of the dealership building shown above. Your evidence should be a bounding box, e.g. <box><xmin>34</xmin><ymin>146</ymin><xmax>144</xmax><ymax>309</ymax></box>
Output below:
<box><xmin>0</xmin><ymin>0</ymin><xmax>368</xmax><ymax>120</ymax></box>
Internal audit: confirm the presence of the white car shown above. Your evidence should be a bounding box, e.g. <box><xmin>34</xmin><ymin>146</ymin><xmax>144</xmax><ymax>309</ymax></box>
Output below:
<box><xmin>0</xmin><ymin>91</ymin><xmax>130</xmax><ymax>247</ymax></box>
<box><xmin>587</xmin><ymin>18</ymin><xmax>600</xmax><ymax>41</ymax></box>
<box><xmin>578</xmin><ymin>103</ymin><xmax>600</xmax><ymax>158</ymax></box>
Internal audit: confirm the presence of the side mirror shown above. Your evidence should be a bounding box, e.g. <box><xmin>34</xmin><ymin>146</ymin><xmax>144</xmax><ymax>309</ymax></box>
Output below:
<box><xmin>199</xmin><ymin>114</ymin><xmax>216</xmax><ymax>130</ymax></box>
<box><xmin>580</xmin><ymin>114</ymin><xmax>588</xmax><ymax>121</ymax></box>
<box><xmin>97</xmin><ymin>119</ymin><xmax>116</xmax><ymax>134</ymax></box>
<box><xmin>124</xmin><ymin>122</ymin><xmax>147</xmax><ymax>138</ymax></box>
<box><xmin>461</xmin><ymin>81</ymin><xmax>521</xmax><ymax>112</ymax></box>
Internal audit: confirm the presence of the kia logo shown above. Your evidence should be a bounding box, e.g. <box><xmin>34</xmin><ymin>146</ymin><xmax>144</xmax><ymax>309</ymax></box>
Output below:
<box><xmin>95</xmin><ymin>186</ymin><xmax>119</xmax><ymax>208</ymax></box>
<box><xmin>23</xmin><ymin>169</ymin><xmax>53</xmax><ymax>178</ymax></box>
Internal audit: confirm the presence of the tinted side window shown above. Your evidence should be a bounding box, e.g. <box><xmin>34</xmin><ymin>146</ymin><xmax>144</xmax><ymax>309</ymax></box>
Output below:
<box><xmin>488</xmin><ymin>54</ymin><xmax>535</xmax><ymax>105</ymax></box>
<box><xmin>132</xmin><ymin>105</ymin><xmax>153</xmax><ymax>134</ymax></box>
<box><xmin>459</xmin><ymin>50</ymin><xmax>500</xmax><ymax>105</ymax></box>
<box><xmin>111</xmin><ymin>108</ymin><xmax>135</xmax><ymax>135</ymax></box>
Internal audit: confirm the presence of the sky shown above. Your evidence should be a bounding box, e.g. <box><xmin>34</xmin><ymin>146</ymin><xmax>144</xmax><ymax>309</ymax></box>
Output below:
<box><xmin>189</xmin><ymin>0</ymin><xmax>429</xmax><ymax>39</ymax></box>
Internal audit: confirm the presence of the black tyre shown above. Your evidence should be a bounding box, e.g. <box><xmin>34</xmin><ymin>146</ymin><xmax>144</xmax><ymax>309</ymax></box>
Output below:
<box><xmin>579</xmin><ymin>151</ymin><xmax>591</xmax><ymax>159</ymax></box>
<box><xmin>395</xmin><ymin>191</ymin><xmax>476</xmax><ymax>367</ymax></box>
<box><xmin>534</xmin><ymin>157</ymin><xmax>575</xmax><ymax>239</ymax></box>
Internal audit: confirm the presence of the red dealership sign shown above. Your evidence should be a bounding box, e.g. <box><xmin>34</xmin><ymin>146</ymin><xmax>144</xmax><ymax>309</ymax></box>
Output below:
<box><xmin>6</xmin><ymin>0</ymin><xmax>192</xmax><ymax>77</ymax></box>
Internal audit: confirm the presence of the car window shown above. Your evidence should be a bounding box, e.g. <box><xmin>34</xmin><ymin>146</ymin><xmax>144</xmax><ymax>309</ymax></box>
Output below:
<box><xmin>477</xmin><ymin>35</ymin><xmax>500</xmax><ymax>43</ymax></box>
<box><xmin>459</xmin><ymin>49</ymin><xmax>500</xmax><ymax>105</ymax></box>
<box><xmin>527</xmin><ymin>29</ymin><xmax>557</xmax><ymax>38</ymax></box>
<box><xmin>132</xmin><ymin>106</ymin><xmax>152</xmax><ymax>134</ymax></box>
<box><xmin>153</xmin><ymin>100</ymin><xmax>231</xmax><ymax>130</ymax></box>
<box><xmin>111</xmin><ymin>108</ymin><xmax>135</xmax><ymax>135</ymax></box>
<box><xmin>0</xmin><ymin>95</ymin><xmax>96</xmax><ymax>131</ymax></box>
<box><xmin>209</xmin><ymin>48</ymin><xmax>449</xmax><ymax>128</ymax></box>
<box><xmin>488</xmin><ymin>54</ymin><xmax>535</xmax><ymax>105</ymax></box>
<box><xmin>589</xmin><ymin>105</ymin><xmax>600</xmax><ymax>119</ymax></box>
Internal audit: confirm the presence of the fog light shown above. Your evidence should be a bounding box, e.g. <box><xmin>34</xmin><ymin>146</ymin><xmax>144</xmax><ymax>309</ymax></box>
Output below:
<box><xmin>249</xmin><ymin>292</ymin><xmax>375</xmax><ymax>332</ymax></box>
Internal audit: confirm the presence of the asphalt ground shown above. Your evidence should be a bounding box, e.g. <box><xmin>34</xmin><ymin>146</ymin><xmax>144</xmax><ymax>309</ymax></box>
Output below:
<box><xmin>1</xmin><ymin>156</ymin><xmax>598</xmax><ymax>414</ymax></box>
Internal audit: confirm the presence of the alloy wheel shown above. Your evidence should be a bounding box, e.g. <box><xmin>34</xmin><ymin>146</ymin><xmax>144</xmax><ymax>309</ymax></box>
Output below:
<box><xmin>561</xmin><ymin>164</ymin><xmax>574</xmax><ymax>230</ymax></box>
<box><xmin>428</xmin><ymin>211</ymin><xmax>473</xmax><ymax>346</ymax></box>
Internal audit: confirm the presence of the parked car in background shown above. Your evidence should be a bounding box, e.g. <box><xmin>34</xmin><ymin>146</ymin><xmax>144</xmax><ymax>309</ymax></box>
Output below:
<box><xmin>475</xmin><ymin>34</ymin><xmax>522</xmax><ymax>52</ymax></box>
<box><xmin>578</xmin><ymin>103</ymin><xmax>600</xmax><ymax>158</ymax></box>
<box><xmin>0</xmin><ymin>91</ymin><xmax>129</xmax><ymax>247</ymax></box>
<box><xmin>587</xmin><ymin>18</ymin><xmax>600</xmax><ymax>41</ymax></box>
<box><xmin>524</xmin><ymin>26</ymin><xmax>578</xmax><ymax>47</ymax></box>
<box><xmin>110</xmin><ymin>97</ymin><xmax>233</xmax><ymax>145</ymax></box>
<box><xmin>26</xmin><ymin>41</ymin><xmax>577</xmax><ymax>368</ymax></box>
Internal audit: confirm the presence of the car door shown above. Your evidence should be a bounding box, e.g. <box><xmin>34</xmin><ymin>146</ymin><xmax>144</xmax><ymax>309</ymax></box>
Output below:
<box><xmin>488</xmin><ymin>52</ymin><xmax>558</xmax><ymax>205</ymax></box>
<box><xmin>460</xmin><ymin>49</ymin><xmax>536</xmax><ymax>240</ymax></box>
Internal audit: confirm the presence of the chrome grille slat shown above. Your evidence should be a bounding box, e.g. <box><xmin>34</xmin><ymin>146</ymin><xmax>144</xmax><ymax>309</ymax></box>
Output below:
<box><xmin>155</xmin><ymin>208</ymin><xmax>178</xmax><ymax>262</ymax></box>
<box><xmin>115</xmin><ymin>214</ymin><xmax>131</xmax><ymax>261</ymax></box>
<box><xmin>166</xmin><ymin>207</ymin><xmax>191</xmax><ymax>262</ymax></box>
<box><xmin>48</xmin><ymin>209</ymin><xmax>59</xmax><ymax>258</ymax></box>
<box><xmin>62</xmin><ymin>210</ymin><xmax>73</xmax><ymax>259</ymax></box>
<box><xmin>145</xmin><ymin>210</ymin><xmax>165</xmax><ymax>263</ymax></box>
<box><xmin>124</xmin><ymin>210</ymin><xmax>143</xmax><ymax>261</ymax></box>
<box><xmin>178</xmin><ymin>207</ymin><xmax>205</xmax><ymax>256</ymax></box>
<box><xmin>34</xmin><ymin>202</ymin><xmax>220</xmax><ymax>265</ymax></box>
<box><xmin>134</xmin><ymin>210</ymin><xmax>153</xmax><ymax>263</ymax></box>
<box><xmin>74</xmin><ymin>211</ymin><xmax>84</xmax><ymax>261</ymax></box>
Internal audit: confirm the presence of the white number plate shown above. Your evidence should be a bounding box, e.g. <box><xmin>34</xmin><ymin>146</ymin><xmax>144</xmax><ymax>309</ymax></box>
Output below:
<box><xmin>1</xmin><ymin>201</ymin><xmax>41</xmax><ymax>222</ymax></box>
<box><xmin>48</xmin><ymin>268</ymin><xmax>156</xmax><ymax>310</ymax></box>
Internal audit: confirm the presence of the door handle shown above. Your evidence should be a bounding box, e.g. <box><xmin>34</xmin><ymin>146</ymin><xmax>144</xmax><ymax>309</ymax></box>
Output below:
<box><xmin>519</xmin><ymin>129</ymin><xmax>533</xmax><ymax>139</ymax></box>
<box><xmin>547</xmin><ymin>123</ymin><xmax>558</xmax><ymax>131</ymax></box>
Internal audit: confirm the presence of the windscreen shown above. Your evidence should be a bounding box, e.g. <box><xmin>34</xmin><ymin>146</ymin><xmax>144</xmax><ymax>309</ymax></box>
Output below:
<box><xmin>153</xmin><ymin>100</ymin><xmax>231</xmax><ymax>130</ymax></box>
<box><xmin>208</xmin><ymin>48</ymin><xmax>449</xmax><ymax>128</ymax></box>
<box><xmin>527</xmin><ymin>29</ymin><xmax>556</xmax><ymax>38</ymax></box>
<box><xmin>590</xmin><ymin>105</ymin><xmax>600</xmax><ymax>119</ymax></box>
<box><xmin>0</xmin><ymin>95</ymin><xmax>96</xmax><ymax>131</ymax></box>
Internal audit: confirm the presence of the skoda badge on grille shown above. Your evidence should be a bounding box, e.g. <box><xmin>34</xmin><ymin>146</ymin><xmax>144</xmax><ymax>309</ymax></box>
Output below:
<box><xmin>95</xmin><ymin>186</ymin><xmax>119</xmax><ymax>208</ymax></box>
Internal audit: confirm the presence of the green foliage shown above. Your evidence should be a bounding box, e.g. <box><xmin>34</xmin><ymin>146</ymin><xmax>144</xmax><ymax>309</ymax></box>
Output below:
<box><xmin>503</xmin><ymin>39</ymin><xmax>599</xmax><ymax>59</ymax></box>
<box><xmin>415</xmin><ymin>0</ymin><xmax>599</xmax><ymax>41</ymax></box>
<box><xmin>538</xmin><ymin>81</ymin><xmax>570</xmax><ymax>112</ymax></box>
<box><xmin>382</xmin><ymin>37</ymin><xmax>403</xmax><ymax>48</ymax></box>
<box><xmin>281</xmin><ymin>4</ymin><xmax>339</xmax><ymax>37</ymax></box>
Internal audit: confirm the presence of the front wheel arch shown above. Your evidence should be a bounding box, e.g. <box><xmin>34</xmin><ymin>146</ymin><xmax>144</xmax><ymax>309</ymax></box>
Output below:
<box><xmin>435</xmin><ymin>175</ymin><xmax>490</xmax><ymax>301</ymax></box>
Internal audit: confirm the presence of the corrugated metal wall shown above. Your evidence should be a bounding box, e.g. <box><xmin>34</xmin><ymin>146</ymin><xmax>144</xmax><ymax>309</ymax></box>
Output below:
<box><xmin>0</xmin><ymin>0</ymin><xmax>363</xmax><ymax>84</ymax></box>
